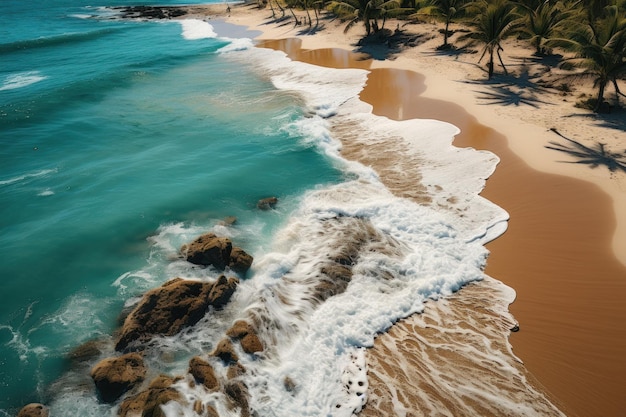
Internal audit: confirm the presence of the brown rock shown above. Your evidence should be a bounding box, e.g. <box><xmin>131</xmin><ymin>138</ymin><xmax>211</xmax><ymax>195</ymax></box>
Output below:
<box><xmin>17</xmin><ymin>403</ymin><xmax>48</xmax><ymax>417</ymax></box>
<box><xmin>227</xmin><ymin>363</ymin><xmax>246</xmax><ymax>380</ymax></box>
<box><xmin>229</xmin><ymin>247</ymin><xmax>253</xmax><ymax>274</ymax></box>
<box><xmin>226</xmin><ymin>320</ymin><xmax>263</xmax><ymax>354</ymax></box>
<box><xmin>240</xmin><ymin>333</ymin><xmax>263</xmax><ymax>354</ymax></box>
<box><xmin>211</xmin><ymin>339</ymin><xmax>239</xmax><ymax>364</ymax></box>
<box><xmin>115</xmin><ymin>277</ymin><xmax>238</xmax><ymax>351</ymax></box>
<box><xmin>206</xmin><ymin>405</ymin><xmax>220</xmax><ymax>417</ymax></box>
<box><xmin>225</xmin><ymin>320</ymin><xmax>252</xmax><ymax>339</ymax></box>
<box><xmin>188</xmin><ymin>357</ymin><xmax>220</xmax><ymax>391</ymax></box>
<box><xmin>90</xmin><ymin>353</ymin><xmax>146</xmax><ymax>403</ymax></box>
<box><xmin>224</xmin><ymin>380</ymin><xmax>250</xmax><ymax>417</ymax></box>
<box><xmin>118</xmin><ymin>375</ymin><xmax>182</xmax><ymax>417</ymax></box>
<box><xmin>67</xmin><ymin>339</ymin><xmax>105</xmax><ymax>363</ymax></box>
<box><xmin>180</xmin><ymin>233</ymin><xmax>232</xmax><ymax>269</ymax></box>
<box><xmin>208</xmin><ymin>275</ymin><xmax>239</xmax><ymax>309</ymax></box>
<box><xmin>283</xmin><ymin>376</ymin><xmax>297</xmax><ymax>393</ymax></box>
<box><xmin>257</xmin><ymin>197</ymin><xmax>278</xmax><ymax>210</ymax></box>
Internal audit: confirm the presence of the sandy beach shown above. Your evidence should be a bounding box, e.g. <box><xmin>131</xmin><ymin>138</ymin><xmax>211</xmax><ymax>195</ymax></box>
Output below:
<box><xmin>185</xmin><ymin>4</ymin><xmax>626</xmax><ymax>416</ymax></box>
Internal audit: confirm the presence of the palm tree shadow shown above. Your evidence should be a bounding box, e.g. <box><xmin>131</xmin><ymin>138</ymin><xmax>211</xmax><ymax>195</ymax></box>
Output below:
<box><xmin>564</xmin><ymin>108</ymin><xmax>626</xmax><ymax>132</ymax></box>
<box><xmin>297</xmin><ymin>23</ymin><xmax>326</xmax><ymax>35</ymax></box>
<box><xmin>474</xmin><ymin>85</ymin><xmax>549</xmax><ymax>107</ymax></box>
<box><xmin>462</xmin><ymin>67</ymin><xmax>552</xmax><ymax>107</ymax></box>
<box><xmin>352</xmin><ymin>29</ymin><xmax>431</xmax><ymax>60</ymax></box>
<box><xmin>545</xmin><ymin>128</ymin><xmax>626</xmax><ymax>173</ymax></box>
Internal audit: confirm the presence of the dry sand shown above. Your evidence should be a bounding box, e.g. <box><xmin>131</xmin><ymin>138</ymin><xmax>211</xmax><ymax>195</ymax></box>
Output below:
<box><xmin>187</xmin><ymin>4</ymin><xmax>626</xmax><ymax>416</ymax></box>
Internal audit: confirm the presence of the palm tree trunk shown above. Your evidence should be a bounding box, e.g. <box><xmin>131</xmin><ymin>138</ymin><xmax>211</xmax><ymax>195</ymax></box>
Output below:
<box><xmin>594</xmin><ymin>80</ymin><xmax>607</xmax><ymax>112</ymax></box>
<box><xmin>497</xmin><ymin>45</ymin><xmax>507</xmax><ymax>75</ymax></box>
<box><xmin>444</xmin><ymin>17</ymin><xmax>450</xmax><ymax>47</ymax></box>
<box><xmin>488</xmin><ymin>50</ymin><xmax>495</xmax><ymax>79</ymax></box>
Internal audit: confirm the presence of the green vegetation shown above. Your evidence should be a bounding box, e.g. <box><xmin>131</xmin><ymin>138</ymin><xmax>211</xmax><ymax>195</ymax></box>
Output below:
<box><xmin>264</xmin><ymin>0</ymin><xmax>626</xmax><ymax>112</ymax></box>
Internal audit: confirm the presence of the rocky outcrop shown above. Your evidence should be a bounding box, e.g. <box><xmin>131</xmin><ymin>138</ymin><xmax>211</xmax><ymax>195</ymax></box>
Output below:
<box><xmin>229</xmin><ymin>247</ymin><xmax>254</xmax><ymax>274</ymax></box>
<box><xmin>256</xmin><ymin>197</ymin><xmax>278</xmax><ymax>210</ymax></box>
<box><xmin>67</xmin><ymin>339</ymin><xmax>106</xmax><ymax>363</ymax></box>
<box><xmin>17</xmin><ymin>404</ymin><xmax>48</xmax><ymax>417</ymax></box>
<box><xmin>115</xmin><ymin>276</ymin><xmax>239</xmax><ymax>352</ymax></box>
<box><xmin>208</xmin><ymin>275</ymin><xmax>240</xmax><ymax>309</ymax></box>
<box><xmin>180</xmin><ymin>233</ymin><xmax>253</xmax><ymax>274</ymax></box>
<box><xmin>211</xmin><ymin>339</ymin><xmax>239</xmax><ymax>364</ymax></box>
<box><xmin>188</xmin><ymin>357</ymin><xmax>220</xmax><ymax>391</ymax></box>
<box><xmin>226</xmin><ymin>320</ymin><xmax>263</xmax><ymax>354</ymax></box>
<box><xmin>118</xmin><ymin>375</ymin><xmax>183</xmax><ymax>417</ymax></box>
<box><xmin>90</xmin><ymin>353</ymin><xmax>146</xmax><ymax>403</ymax></box>
<box><xmin>224</xmin><ymin>380</ymin><xmax>251</xmax><ymax>417</ymax></box>
<box><xmin>113</xmin><ymin>5</ymin><xmax>187</xmax><ymax>19</ymax></box>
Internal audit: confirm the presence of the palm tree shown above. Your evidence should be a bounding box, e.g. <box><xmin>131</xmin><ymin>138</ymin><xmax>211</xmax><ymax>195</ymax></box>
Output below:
<box><xmin>554</xmin><ymin>5</ymin><xmax>626</xmax><ymax>111</ymax></box>
<box><xmin>517</xmin><ymin>0</ymin><xmax>573</xmax><ymax>55</ymax></box>
<box><xmin>461</xmin><ymin>0</ymin><xmax>523</xmax><ymax>78</ymax></box>
<box><xmin>327</xmin><ymin>0</ymin><xmax>402</xmax><ymax>35</ymax></box>
<box><xmin>412</xmin><ymin>0</ymin><xmax>468</xmax><ymax>49</ymax></box>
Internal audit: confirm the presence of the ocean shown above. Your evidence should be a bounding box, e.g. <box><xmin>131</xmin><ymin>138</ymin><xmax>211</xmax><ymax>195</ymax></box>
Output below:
<box><xmin>0</xmin><ymin>1</ymin><xmax>561</xmax><ymax>416</ymax></box>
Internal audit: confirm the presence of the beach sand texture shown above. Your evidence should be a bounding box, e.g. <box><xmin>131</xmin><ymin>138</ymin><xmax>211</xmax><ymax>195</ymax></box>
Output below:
<box><xmin>191</xmin><ymin>4</ymin><xmax>626</xmax><ymax>416</ymax></box>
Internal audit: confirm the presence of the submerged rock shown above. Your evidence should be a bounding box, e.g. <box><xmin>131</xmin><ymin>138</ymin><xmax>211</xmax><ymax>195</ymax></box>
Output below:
<box><xmin>224</xmin><ymin>380</ymin><xmax>251</xmax><ymax>417</ymax></box>
<box><xmin>17</xmin><ymin>403</ymin><xmax>48</xmax><ymax>417</ymax></box>
<box><xmin>115</xmin><ymin>276</ymin><xmax>239</xmax><ymax>352</ymax></box>
<box><xmin>67</xmin><ymin>339</ymin><xmax>106</xmax><ymax>363</ymax></box>
<box><xmin>90</xmin><ymin>353</ymin><xmax>146</xmax><ymax>403</ymax></box>
<box><xmin>118</xmin><ymin>375</ymin><xmax>183</xmax><ymax>417</ymax></box>
<box><xmin>256</xmin><ymin>196</ymin><xmax>278</xmax><ymax>210</ymax></box>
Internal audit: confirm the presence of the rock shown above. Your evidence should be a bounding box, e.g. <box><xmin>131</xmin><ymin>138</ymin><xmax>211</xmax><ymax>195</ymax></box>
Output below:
<box><xmin>226</xmin><ymin>320</ymin><xmax>263</xmax><ymax>354</ymax></box>
<box><xmin>188</xmin><ymin>357</ymin><xmax>220</xmax><ymax>391</ymax></box>
<box><xmin>224</xmin><ymin>380</ymin><xmax>250</xmax><ymax>417</ymax></box>
<box><xmin>225</xmin><ymin>320</ymin><xmax>251</xmax><ymax>339</ymax></box>
<box><xmin>227</xmin><ymin>363</ymin><xmax>246</xmax><ymax>380</ymax></box>
<box><xmin>90</xmin><ymin>353</ymin><xmax>146</xmax><ymax>403</ymax></box>
<box><xmin>118</xmin><ymin>375</ymin><xmax>183</xmax><ymax>417</ymax></box>
<box><xmin>219</xmin><ymin>216</ymin><xmax>237</xmax><ymax>226</ymax></box>
<box><xmin>17</xmin><ymin>403</ymin><xmax>48</xmax><ymax>417</ymax></box>
<box><xmin>208</xmin><ymin>275</ymin><xmax>239</xmax><ymax>309</ymax></box>
<box><xmin>180</xmin><ymin>233</ymin><xmax>232</xmax><ymax>269</ymax></box>
<box><xmin>193</xmin><ymin>401</ymin><xmax>219</xmax><ymax>417</ymax></box>
<box><xmin>180</xmin><ymin>233</ymin><xmax>253</xmax><ymax>274</ymax></box>
<box><xmin>240</xmin><ymin>333</ymin><xmax>263</xmax><ymax>354</ymax></box>
<box><xmin>67</xmin><ymin>339</ymin><xmax>105</xmax><ymax>363</ymax></box>
<box><xmin>257</xmin><ymin>197</ymin><xmax>278</xmax><ymax>210</ymax></box>
<box><xmin>229</xmin><ymin>247</ymin><xmax>253</xmax><ymax>274</ymax></box>
<box><xmin>115</xmin><ymin>277</ymin><xmax>238</xmax><ymax>351</ymax></box>
<box><xmin>211</xmin><ymin>338</ymin><xmax>239</xmax><ymax>364</ymax></box>
<box><xmin>283</xmin><ymin>376</ymin><xmax>297</xmax><ymax>393</ymax></box>
<box><xmin>114</xmin><ymin>5</ymin><xmax>187</xmax><ymax>20</ymax></box>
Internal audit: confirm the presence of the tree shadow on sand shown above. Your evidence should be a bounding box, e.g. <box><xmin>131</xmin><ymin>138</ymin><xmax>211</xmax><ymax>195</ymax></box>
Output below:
<box><xmin>545</xmin><ymin>128</ymin><xmax>626</xmax><ymax>173</ymax></box>
<box><xmin>353</xmin><ymin>28</ymin><xmax>431</xmax><ymax>60</ymax></box>
<box><xmin>463</xmin><ymin>67</ymin><xmax>552</xmax><ymax>108</ymax></box>
<box><xmin>563</xmin><ymin>107</ymin><xmax>626</xmax><ymax>132</ymax></box>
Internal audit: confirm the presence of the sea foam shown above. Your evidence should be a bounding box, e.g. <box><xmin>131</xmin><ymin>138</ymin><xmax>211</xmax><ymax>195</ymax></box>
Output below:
<box><xmin>0</xmin><ymin>169</ymin><xmax>57</xmax><ymax>186</ymax></box>
<box><xmin>0</xmin><ymin>71</ymin><xmax>47</xmax><ymax>91</ymax></box>
<box><xmin>179</xmin><ymin>19</ymin><xmax>218</xmax><ymax>40</ymax></box>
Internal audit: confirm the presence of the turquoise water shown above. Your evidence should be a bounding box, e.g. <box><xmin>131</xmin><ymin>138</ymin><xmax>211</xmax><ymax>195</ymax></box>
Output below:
<box><xmin>0</xmin><ymin>1</ymin><xmax>342</xmax><ymax>412</ymax></box>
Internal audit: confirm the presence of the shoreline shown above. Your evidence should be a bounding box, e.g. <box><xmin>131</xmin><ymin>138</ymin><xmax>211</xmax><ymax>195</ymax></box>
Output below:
<box><xmin>183</xmin><ymin>4</ymin><xmax>624</xmax><ymax>416</ymax></box>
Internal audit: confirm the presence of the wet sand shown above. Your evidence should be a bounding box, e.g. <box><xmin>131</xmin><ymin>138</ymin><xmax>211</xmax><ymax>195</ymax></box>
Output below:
<box><xmin>258</xmin><ymin>39</ymin><xmax>626</xmax><ymax>417</ymax></box>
